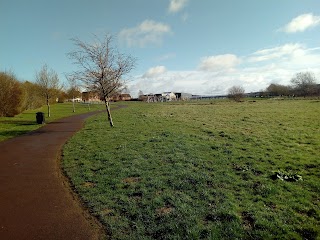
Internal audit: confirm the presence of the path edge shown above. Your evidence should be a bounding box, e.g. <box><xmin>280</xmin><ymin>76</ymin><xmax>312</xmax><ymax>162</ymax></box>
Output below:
<box><xmin>57</xmin><ymin>111</ymin><xmax>108</xmax><ymax>239</ymax></box>
<box><xmin>57</xmin><ymin>105</ymin><xmax>128</xmax><ymax>239</ymax></box>
<box><xmin>57</xmin><ymin>151</ymin><xmax>109</xmax><ymax>239</ymax></box>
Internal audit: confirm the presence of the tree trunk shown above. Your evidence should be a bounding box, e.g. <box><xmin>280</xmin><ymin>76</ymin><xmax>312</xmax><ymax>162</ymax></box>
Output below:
<box><xmin>105</xmin><ymin>99</ymin><xmax>114</xmax><ymax>127</ymax></box>
<box><xmin>47</xmin><ymin>97</ymin><xmax>50</xmax><ymax>118</ymax></box>
<box><xmin>72</xmin><ymin>96</ymin><xmax>75</xmax><ymax>113</ymax></box>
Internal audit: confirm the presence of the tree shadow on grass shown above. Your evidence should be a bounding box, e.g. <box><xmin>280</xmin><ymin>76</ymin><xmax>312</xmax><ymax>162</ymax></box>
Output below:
<box><xmin>0</xmin><ymin>120</ymin><xmax>38</xmax><ymax>126</ymax></box>
<box><xmin>0</xmin><ymin>130</ymin><xmax>32</xmax><ymax>140</ymax></box>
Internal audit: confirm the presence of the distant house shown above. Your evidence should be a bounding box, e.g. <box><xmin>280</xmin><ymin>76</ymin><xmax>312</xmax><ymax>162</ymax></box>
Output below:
<box><xmin>109</xmin><ymin>94</ymin><xmax>120</xmax><ymax>101</ymax></box>
<box><xmin>139</xmin><ymin>93</ymin><xmax>162</xmax><ymax>102</ymax></box>
<box><xmin>162</xmin><ymin>92</ymin><xmax>176</xmax><ymax>101</ymax></box>
<box><xmin>140</xmin><ymin>92</ymin><xmax>192</xmax><ymax>102</ymax></box>
<box><xmin>142</xmin><ymin>92</ymin><xmax>177</xmax><ymax>102</ymax></box>
<box><xmin>68</xmin><ymin>97</ymin><xmax>82</xmax><ymax>102</ymax></box>
<box><xmin>120</xmin><ymin>93</ymin><xmax>131</xmax><ymax>101</ymax></box>
<box><xmin>82</xmin><ymin>91</ymin><xmax>103</xmax><ymax>103</ymax></box>
<box><xmin>175</xmin><ymin>92</ymin><xmax>192</xmax><ymax>100</ymax></box>
<box><xmin>110</xmin><ymin>93</ymin><xmax>132</xmax><ymax>101</ymax></box>
<box><xmin>138</xmin><ymin>94</ymin><xmax>148</xmax><ymax>102</ymax></box>
<box><xmin>145</xmin><ymin>94</ymin><xmax>158</xmax><ymax>102</ymax></box>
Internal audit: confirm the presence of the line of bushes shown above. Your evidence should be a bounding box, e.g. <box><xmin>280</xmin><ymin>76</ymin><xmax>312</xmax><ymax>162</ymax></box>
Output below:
<box><xmin>0</xmin><ymin>72</ymin><xmax>60</xmax><ymax>117</ymax></box>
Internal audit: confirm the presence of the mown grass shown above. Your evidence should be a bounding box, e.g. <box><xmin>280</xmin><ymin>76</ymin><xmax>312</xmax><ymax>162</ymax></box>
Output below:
<box><xmin>0</xmin><ymin>102</ymin><xmax>105</xmax><ymax>142</ymax></box>
<box><xmin>62</xmin><ymin>99</ymin><xmax>320</xmax><ymax>239</ymax></box>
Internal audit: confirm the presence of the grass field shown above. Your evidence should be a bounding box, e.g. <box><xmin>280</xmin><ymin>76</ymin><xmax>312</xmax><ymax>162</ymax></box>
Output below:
<box><xmin>0</xmin><ymin>102</ymin><xmax>105</xmax><ymax>142</ymax></box>
<box><xmin>62</xmin><ymin>99</ymin><xmax>320</xmax><ymax>239</ymax></box>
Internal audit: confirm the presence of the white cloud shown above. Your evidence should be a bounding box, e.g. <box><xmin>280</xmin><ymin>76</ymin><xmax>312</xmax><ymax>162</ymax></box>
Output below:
<box><xmin>119</xmin><ymin>20</ymin><xmax>172</xmax><ymax>47</ymax></box>
<box><xmin>168</xmin><ymin>0</ymin><xmax>188</xmax><ymax>13</ymax></box>
<box><xmin>248</xmin><ymin>44</ymin><xmax>320</xmax><ymax>71</ymax></box>
<box><xmin>143</xmin><ymin>66</ymin><xmax>167</xmax><ymax>78</ymax></box>
<box><xmin>249</xmin><ymin>43</ymin><xmax>305</xmax><ymax>62</ymax></box>
<box><xmin>281</xmin><ymin>13</ymin><xmax>320</xmax><ymax>33</ymax></box>
<box><xmin>198</xmin><ymin>54</ymin><xmax>241</xmax><ymax>71</ymax></box>
<box><xmin>128</xmin><ymin>43</ymin><xmax>320</xmax><ymax>97</ymax></box>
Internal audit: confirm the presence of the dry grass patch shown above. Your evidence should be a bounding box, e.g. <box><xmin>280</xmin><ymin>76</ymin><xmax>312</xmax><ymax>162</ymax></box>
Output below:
<box><xmin>156</xmin><ymin>206</ymin><xmax>174</xmax><ymax>216</ymax></box>
<box><xmin>82</xmin><ymin>182</ymin><xmax>96</xmax><ymax>188</ymax></box>
<box><xmin>122</xmin><ymin>177</ymin><xmax>141</xmax><ymax>184</ymax></box>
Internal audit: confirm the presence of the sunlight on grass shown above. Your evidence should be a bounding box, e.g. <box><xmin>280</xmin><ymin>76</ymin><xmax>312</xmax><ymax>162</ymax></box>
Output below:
<box><xmin>63</xmin><ymin>99</ymin><xmax>320</xmax><ymax>239</ymax></box>
<box><xmin>0</xmin><ymin>102</ymin><xmax>105</xmax><ymax>142</ymax></box>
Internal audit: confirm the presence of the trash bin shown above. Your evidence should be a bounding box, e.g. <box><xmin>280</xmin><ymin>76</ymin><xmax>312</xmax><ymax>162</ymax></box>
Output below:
<box><xmin>36</xmin><ymin>112</ymin><xmax>45</xmax><ymax>124</ymax></box>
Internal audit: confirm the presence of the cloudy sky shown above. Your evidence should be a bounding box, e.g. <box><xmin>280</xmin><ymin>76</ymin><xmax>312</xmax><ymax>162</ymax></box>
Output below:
<box><xmin>1</xmin><ymin>0</ymin><xmax>320</xmax><ymax>96</ymax></box>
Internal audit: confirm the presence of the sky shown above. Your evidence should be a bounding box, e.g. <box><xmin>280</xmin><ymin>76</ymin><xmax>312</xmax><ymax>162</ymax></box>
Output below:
<box><xmin>1</xmin><ymin>0</ymin><xmax>320</xmax><ymax>97</ymax></box>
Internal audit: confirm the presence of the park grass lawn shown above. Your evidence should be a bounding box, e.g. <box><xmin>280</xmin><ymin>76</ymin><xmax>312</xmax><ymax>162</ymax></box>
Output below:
<box><xmin>62</xmin><ymin>99</ymin><xmax>320</xmax><ymax>239</ymax></box>
<box><xmin>0</xmin><ymin>102</ymin><xmax>105</xmax><ymax>142</ymax></box>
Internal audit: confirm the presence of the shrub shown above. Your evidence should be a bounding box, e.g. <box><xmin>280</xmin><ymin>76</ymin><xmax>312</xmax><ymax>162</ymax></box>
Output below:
<box><xmin>228</xmin><ymin>86</ymin><xmax>245</xmax><ymax>102</ymax></box>
<box><xmin>0</xmin><ymin>72</ymin><xmax>24</xmax><ymax>117</ymax></box>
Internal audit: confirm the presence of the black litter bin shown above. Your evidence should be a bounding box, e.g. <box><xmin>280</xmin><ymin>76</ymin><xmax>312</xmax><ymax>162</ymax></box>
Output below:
<box><xmin>36</xmin><ymin>112</ymin><xmax>45</xmax><ymax>124</ymax></box>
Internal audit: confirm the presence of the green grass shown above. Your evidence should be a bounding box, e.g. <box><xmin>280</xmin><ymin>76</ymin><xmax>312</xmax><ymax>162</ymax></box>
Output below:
<box><xmin>0</xmin><ymin>102</ymin><xmax>105</xmax><ymax>142</ymax></box>
<box><xmin>62</xmin><ymin>99</ymin><xmax>320</xmax><ymax>239</ymax></box>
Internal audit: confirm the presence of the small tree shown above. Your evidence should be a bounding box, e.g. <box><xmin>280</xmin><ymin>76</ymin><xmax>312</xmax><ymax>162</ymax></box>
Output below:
<box><xmin>291</xmin><ymin>72</ymin><xmax>317</xmax><ymax>97</ymax></box>
<box><xmin>68</xmin><ymin>34</ymin><xmax>136</xmax><ymax>127</ymax></box>
<box><xmin>36</xmin><ymin>64</ymin><xmax>61</xmax><ymax>117</ymax></box>
<box><xmin>228</xmin><ymin>86</ymin><xmax>245</xmax><ymax>102</ymax></box>
<box><xmin>66</xmin><ymin>75</ymin><xmax>81</xmax><ymax>112</ymax></box>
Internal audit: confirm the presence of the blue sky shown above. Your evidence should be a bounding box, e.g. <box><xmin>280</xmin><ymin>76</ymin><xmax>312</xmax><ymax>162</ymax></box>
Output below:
<box><xmin>1</xmin><ymin>0</ymin><xmax>320</xmax><ymax>96</ymax></box>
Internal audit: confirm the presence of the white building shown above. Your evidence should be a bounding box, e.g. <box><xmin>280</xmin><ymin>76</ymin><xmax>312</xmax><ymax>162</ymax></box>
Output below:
<box><xmin>162</xmin><ymin>92</ymin><xmax>176</xmax><ymax>101</ymax></box>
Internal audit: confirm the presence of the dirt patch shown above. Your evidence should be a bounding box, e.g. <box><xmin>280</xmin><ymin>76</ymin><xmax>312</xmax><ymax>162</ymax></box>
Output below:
<box><xmin>82</xmin><ymin>182</ymin><xmax>96</xmax><ymax>188</ymax></box>
<box><xmin>241</xmin><ymin>211</ymin><xmax>255</xmax><ymax>230</ymax></box>
<box><xmin>101</xmin><ymin>208</ymin><xmax>114</xmax><ymax>216</ymax></box>
<box><xmin>156</xmin><ymin>206</ymin><xmax>174</xmax><ymax>216</ymax></box>
<box><xmin>122</xmin><ymin>177</ymin><xmax>141</xmax><ymax>184</ymax></box>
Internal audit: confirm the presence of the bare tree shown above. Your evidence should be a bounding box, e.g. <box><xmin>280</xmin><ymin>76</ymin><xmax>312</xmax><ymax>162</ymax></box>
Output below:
<box><xmin>66</xmin><ymin>75</ymin><xmax>80</xmax><ymax>113</ymax></box>
<box><xmin>291</xmin><ymin>72</ymin><xmax>317</xmax><ymax>97</ymax></box>
<box><xmin>36</xmin><ymin>64</ymin><xmax>61</xmax><ymax>117</ymax></box>
<box><xmin>228</xmin><ymin>86</ymin><xmax>245</xmax><ymax>102</ymax></box>
<box><xmin>68</xmin><ymin>34</ymin><xmax>136</xmax><ymax>127</ymax></box>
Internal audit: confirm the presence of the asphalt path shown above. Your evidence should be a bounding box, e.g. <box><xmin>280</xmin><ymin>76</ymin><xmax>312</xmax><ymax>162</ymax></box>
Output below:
<box><xmin>0</xmin><ymin>106</ymin><xmax>126</xmax><ymax>239</ymax></box>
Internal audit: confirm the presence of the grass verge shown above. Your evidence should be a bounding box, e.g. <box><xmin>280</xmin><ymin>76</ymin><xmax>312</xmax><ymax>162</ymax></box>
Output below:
<box><xmin>0</xmin><ymin>102</ymin><xmax>105</xmax><ymax>142</ymax></box>
<box><xmin>62</xmin><ymin>99</ymin><xmax>320</xmax><ymax>239</ymax></box>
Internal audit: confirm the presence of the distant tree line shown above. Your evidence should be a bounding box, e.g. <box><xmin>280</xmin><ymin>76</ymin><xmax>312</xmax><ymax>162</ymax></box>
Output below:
<box><xmin>228</xmin><ymin>71</ymin><xmax>320</xmax><ymax>102</ymax></box>
<box><xmin>266</xmin><ymin>72</ymin><xmax>320</xmax><ymax>97</ymax></box>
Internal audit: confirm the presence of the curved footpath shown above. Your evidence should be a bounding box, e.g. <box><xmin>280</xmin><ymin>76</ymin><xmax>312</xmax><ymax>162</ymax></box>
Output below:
<box><xmin>0</xmin><ymin>106</ymin><xmax>125</xmax><ymax>240</ymax></box>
